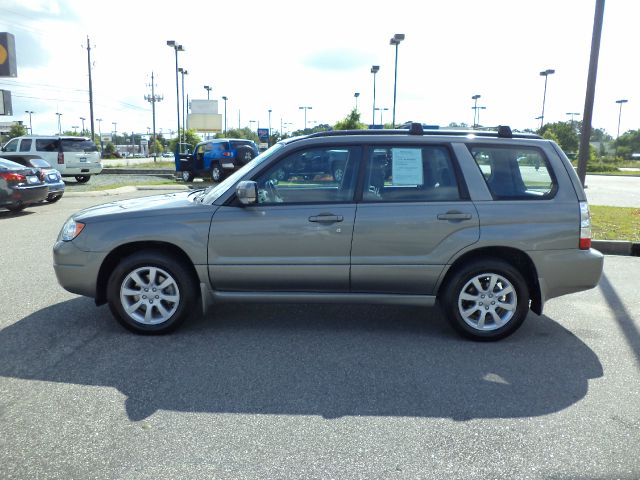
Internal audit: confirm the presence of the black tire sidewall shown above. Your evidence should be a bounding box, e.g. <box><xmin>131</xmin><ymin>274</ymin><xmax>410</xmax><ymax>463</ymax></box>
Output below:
<box><xmin>75</xmin><ymin>175</ymin><xmax>90</xmax><ymax>183</ymax></box>
<box><xmin>211</xmin><ymin>163</ymin><xmax>223</xmax><ymax>182</ymax></box>
<box><xmin>106</xmin><ymin>251</ymin><xmax>197</xmax><ymax>334</ymax></box>
<box><xmin>443</xmin><ymin>259</ymin><xmax>529</xmax><ymax>341</ymax></box>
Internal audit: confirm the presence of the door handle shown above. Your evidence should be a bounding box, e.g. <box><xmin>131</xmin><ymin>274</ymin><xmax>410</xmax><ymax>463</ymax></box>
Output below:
<box><xmin>437</xmin><ymin>211</ymin><xmax>472</xmax><ymax>221</ymax></box>
<box><xmin>309</xmin><ymin>214</ymin><xmax>344</xmax><ymax>223</ymax></box>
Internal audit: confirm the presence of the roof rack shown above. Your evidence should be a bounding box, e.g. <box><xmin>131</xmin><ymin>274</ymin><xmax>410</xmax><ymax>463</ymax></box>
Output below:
<box><xmin>298</xmin><ymin>122</ymin><xmax>541</xmax><ymax>141</ymax></box>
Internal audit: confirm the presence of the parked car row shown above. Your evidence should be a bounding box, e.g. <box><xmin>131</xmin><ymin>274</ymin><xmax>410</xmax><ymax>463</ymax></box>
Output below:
<box><xmin>0</xmin><ymin>158</ymin><xmax>50</xmax><ymax>212</ymax></box>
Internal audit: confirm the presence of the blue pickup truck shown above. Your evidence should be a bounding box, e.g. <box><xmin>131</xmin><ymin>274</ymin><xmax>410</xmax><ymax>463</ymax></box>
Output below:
<box><xmin>175</xmin><ymin>139</ymin><xmax>259</xmax><ymax>182</ymax></box>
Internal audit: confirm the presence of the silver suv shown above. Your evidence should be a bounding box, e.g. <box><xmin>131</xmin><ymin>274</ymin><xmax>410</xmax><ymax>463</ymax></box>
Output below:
<box><xmin>53</xmin><ymin>124</ymin><xmax>604</xmax><ymax>340</ymax></box>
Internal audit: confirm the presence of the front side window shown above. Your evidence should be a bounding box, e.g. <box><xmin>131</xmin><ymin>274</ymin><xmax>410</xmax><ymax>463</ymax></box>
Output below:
<box><xmin>362</xmin><ymin>145</ymin><xmax>460</xmax><ymax>202</ymax></box>
<box><xmin>3</xmin><ymin>139</ymin><xmax>19</xmax><ymax>152</ymax></box>
<box><xmin>469</xmin><ymin>145</ymin><xmax>556</xmax><ymax>199</ymax></box>
<box><xmin>253</xmin><ymin>146</ymin><xmax>361</xmax><ymax>204</ymax></box>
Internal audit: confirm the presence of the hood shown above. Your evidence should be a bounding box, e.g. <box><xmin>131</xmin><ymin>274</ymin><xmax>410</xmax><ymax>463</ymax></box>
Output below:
<box><xmin>74</xmin><ymin>191</ymin><xmax>202</xmax><ymax>222</ymax></box>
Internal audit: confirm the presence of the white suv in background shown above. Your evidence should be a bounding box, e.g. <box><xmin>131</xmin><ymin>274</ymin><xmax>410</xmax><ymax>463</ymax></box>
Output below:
<box><xmin>1</xmin><ymin>136</ymin><xmax>102</xmax><ymax>183</ymax></box>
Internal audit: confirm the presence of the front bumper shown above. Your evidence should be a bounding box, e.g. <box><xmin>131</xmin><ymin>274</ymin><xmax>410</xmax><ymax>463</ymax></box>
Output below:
<box><xmin>53</xmin><ymin>240</ymin><xmax>106</xmax><ymax>299</ymax></box>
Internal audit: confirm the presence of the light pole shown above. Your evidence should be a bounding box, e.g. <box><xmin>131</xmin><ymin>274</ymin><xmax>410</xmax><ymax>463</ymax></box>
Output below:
<box><xmin>222</xmin><ymin>96</ymin><xmax>228</xmax><ymax>135</ymax></box>
<box><xmin>204</xmin><ymin>85</ymin><xmax>212</xmax><ymax>100</ymax></box>
<box><xmin>539</xmin><ymin>68</ymin><xmax>555</xmax><ymax>129</ymax></box>
<box><xmin>96</xmin><ymin>118</ymin><xmax>103</xmax><ymax>157</ymax></box>
<box><xmin>299</xmin><ymin>106</ymin><xmax>312</xmax><ymax>130</ymax></box>
<box><xmin>178</xmin><ymin>67</ymin><xmax>188</xmax><ymax>145</ymax></box>
<box><xmin>471</xmin><ymin>94</ymin><xmax>481</xmax><ymax>129</ymax></box>
<box><xmin>375</xmin><ymin>107</ymin><xmax>389</xmax><ymax>127</ymax></box>
<box><xmin>166</xmin><ymin>40</ymin><xmax>184</xmax><ymax>151</ymax></box>
<box><xmin>354</xmin><ymin>92</ymin><xmax>360</xmax><ymax>111</ymax></box>
<box><xmin>371</xmin><ymin>65</ymin><xmax>379</xmax><ymax>127</ymax></box>
<box><xmin>566</xmin><ymin>112</ymin><xmax>580</xmax><ymax>124</ymax></box>
<box><xmin>615</xmin><ymin>99</ymin><xmax>628</xmax><ymax>139</ymax></box>
<box><xmin>268</xmin><ymin>109</ymin><xmax>272</xmax><ymax>146</ymax></box>
<box><xmin>112</xmin><ymin>122</ymin><xmax>117</xmax><ymax>144</ymax></box>
<box><xmin>476</xmin><ymin>106</ymin><xmax>486</xmax><ymax>128</ymax></box>
<box><xmin>390</xmin><ymin>33</ymin><xmax>405</xmax><ymax>127</ymax></box>
<box><xmin>56</xmin><ymin>112</ymin><xmax>62</xmax><ymax>134</ymax></box>
<box><xmin>24</xmin><ymin>110</ymin><xmax>34</xmax><ymax>134</ymax></box>
<box><xmin>79</xmin><ymin>117</ymin><xmax>86</xmax><ymax>135</ymax></box>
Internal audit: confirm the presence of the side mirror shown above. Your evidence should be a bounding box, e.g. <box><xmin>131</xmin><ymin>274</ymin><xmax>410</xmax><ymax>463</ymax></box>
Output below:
<box><xmin>236</xmin><ymin>180</ymin><xmax>258</xmax><ymax>205</ymax></box>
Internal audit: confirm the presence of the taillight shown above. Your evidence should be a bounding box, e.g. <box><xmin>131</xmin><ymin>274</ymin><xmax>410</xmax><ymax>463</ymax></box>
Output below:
<box><xmin>222</xmin><ymin>152</ymin><xmax>232</xmax><ymax>157</ymax></box>
<box><xmin>579</xmin><ymin>201</ymin><xmax>592</xmax><ymax>250</ymax></box>
<box><xmin>0</xmin><ymin>172</ymin><xmax>26</xmax><ymax>182</ymax></box>
<box><xmin>58</xmin><ymin>151</ymin><xmax>64</xmax><ymax>164</ymax></box>
<box><xmin>38</xmin><ymin>170</ymin><xmax>45</xmax><ymax>181</ymax></box>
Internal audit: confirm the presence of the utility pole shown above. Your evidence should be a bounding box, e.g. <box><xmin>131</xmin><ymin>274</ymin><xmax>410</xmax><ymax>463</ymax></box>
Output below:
<box><xmin>144</xmin><ymin>71</ymin><xmax>163</xmax><ymax>161</ymax></box>
<box><xmin>86</xmin><ymin>36</ymin><xmax>95</xmax><ymax>142</ymax></box>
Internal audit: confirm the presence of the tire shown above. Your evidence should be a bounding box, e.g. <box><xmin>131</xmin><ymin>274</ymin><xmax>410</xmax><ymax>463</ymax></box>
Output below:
<box><xmin>46</xmin><ymin>194</ymin><xmax>62</xmax><ymax>203</ymax></box>
<box><xmin>181</xmin><ymin>170</ymin><xmax>194</xmax><ymax>182</ymax></box>
<box><xmin>75</xmin><ymin>175</ymin><xmax>90</xmax><ymax>183</ymax></box>
<box><xmin>211</xmin><ymin>163</ymin><xmax>224</xmax><ymax>182</ymax></box>
<box><xmin>236</xmin><ymin>147</ymin><xmax>255</xmax><ymax>164</ymax></box>
<box><xmin>6</xmin><ymin>203</ymin><xmax>25</xmax><ymax>212</ymax></box>
<box><xmin>441</xmin><ymin>258</ymin><xmax>529</xmax><ymax>341</ymax></box>
<box><xmin>106</xmin><ymin>250</ymin><xmax>197</xmax><ymax>334</ymax></box>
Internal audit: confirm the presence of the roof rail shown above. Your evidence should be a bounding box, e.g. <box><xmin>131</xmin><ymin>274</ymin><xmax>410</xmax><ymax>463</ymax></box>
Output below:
<box><xmin>291</xmin><ymin>123</ymin><xmax>541</xmax><ymax>142</ymax></box>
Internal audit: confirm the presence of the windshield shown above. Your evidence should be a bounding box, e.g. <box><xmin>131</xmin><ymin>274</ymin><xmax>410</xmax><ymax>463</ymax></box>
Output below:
<box><xmin>61</xmin><ymin>139</ymin><xmax>98</xmax><ymax>153</ymax></box>
<box><xmin>201</xmin><ymin>143</ymin><xmax>285</xmax><ymax>204</ymax></box>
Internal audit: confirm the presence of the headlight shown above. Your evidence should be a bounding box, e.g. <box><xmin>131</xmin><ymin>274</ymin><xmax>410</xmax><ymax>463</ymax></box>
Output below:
<box><xmin>61</xmin><ymin>217</ymin><xmax>85</xmax><ymax>241</ymax></box>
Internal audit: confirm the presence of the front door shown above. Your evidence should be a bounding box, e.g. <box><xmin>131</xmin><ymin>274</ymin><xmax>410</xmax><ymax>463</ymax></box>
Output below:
<box><xmin>208</xmin><ymin>146</ymin><xmax>362</xmax><ymax>292</ymax></box>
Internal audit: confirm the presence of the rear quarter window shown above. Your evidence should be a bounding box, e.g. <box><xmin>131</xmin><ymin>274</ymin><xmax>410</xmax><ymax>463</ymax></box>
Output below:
<box><xmin>36</xmin><ymin>139</ymin><xmax>59</xmax><ymax>152</ymax></box>
<box><xmin>61</xmin><ymin>139</ymin><xmax>98</xmax><ymax>153</ymax></box>
<box><xmin>469</xmin><ymin>145</ymin><xmax>557</xmax><ymax>200</ymax></box>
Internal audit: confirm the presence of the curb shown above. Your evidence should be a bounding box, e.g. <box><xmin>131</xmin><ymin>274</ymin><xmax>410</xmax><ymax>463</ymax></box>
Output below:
<box><xmin>102</xmin><ymin>168</ymin><xmax>176</xmax><ymax>177</ymax></box>
<box><xmin>592</xmin><ymin>240</ymin><xmax>640</xmax><ymax>257</ymax></box>
<box><xmin>64</xmin><ymin>184</ymin><xmax>189</xmax><ymax>197</ymax></box>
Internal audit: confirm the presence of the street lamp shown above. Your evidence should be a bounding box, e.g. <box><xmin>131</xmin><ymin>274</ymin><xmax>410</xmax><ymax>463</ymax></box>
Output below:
<box><xmin>112</xmin><ymin>122</ymin><xmax>117</xmax><ymax>144</ymax></box>
<box><xmin>56</xmin><ymin>112</ymin><xmax>62</xmax><ymax>134</ymax></box>
<box><xmin>204</xmin><ymin>85</ymin><xmax>212</xmax><ymax>100</ymax></box>
<box><xmin>471</xmin><ymin>94</ymin><xmax>481</xmax><ymax>129</ymax></box>
<box><xmin>375</xmin><ymin>107</ymin><xmax>389</xmax><ymax>127</ymax></box>
<box><xmin>615</xmin><ymin>99</ymin><xmax>628</xmax><ymax>139</ymax></box>
<box><xmin>566</xmin><ymin>112</ymin><xmax>581</xmax><ymax>124</ymax></box>
<box><xmin>222</xmin><ymin>96</ymin><xmax>228</xmax><ymax>135</ymax></box>
<box><xmin>79</xmin><ymin>117</ymin><xmax>86</xmax><ymax>135</ymax></box>
<box><xmin>539</xmin><ymin>68</ymin><xmax>555</xmax><ymax>129</ymax></box>
<box><xmin>178</xmin><ymin>67</ymin><xmax>188</xmax><ymax>144</ymax></box>
<box><xmin>24</xmin><ymin>110</ymin><xmax>34</xmax><ymax>134</ymax></box>
<box><xmin>389</xmin><ymin>33</ymin><xmax>405</xmax><ymax>127</ymax></box>
<box><xmin>299</xmin><ymin>106</ymin><xmax>312</xmax><ymax>130</ymax></box>
<box><xmin>476</xmin><ymin>106</ymin><xmax>486</xmax><ymax>128</ymax></box>
<box><xmin>354</xmin><ymin>92</ymin><xmax>360</xmax><ymax>111</ymax></box>
<box><xmin>166</xmin><ymin>40</ymin><xmax>184</xmax><ymax>151</ymax></box>
<box><xmin>371</xmin><ymin>65</ymin><xmax>379</xmax><ymax>127</ymax></box>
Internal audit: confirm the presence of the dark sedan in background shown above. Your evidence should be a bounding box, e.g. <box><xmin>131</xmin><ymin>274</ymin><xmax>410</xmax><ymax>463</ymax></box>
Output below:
<box><xmin>7</xmin><ymin>156</ymin><xmax>65</xmax><ymax>202</ymax></box>
<box><xmin>0</xmin><ymin>157</ymin><xmax>49</xmax><ymax>212</ymax></box>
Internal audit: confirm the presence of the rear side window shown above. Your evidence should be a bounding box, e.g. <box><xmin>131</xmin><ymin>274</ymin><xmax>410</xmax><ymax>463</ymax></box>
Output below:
<box><xmin>19</xmin><ymin>139</ymin><xmax>32</xmax><ymax>152</ymax></box>
<box><xmin>230</xmin><ymin>141</ymin><xmax>253</xmax><ymax>150</ymax></box>
<box><xmin>362</xmin><ymin>146</ymin><xmax>461</xmax><ymax>202</ymax></box>
<box><xmin>61</xmin><ymin>139</ymin><xmax>98</xmax><ymax>153</ymax></box>
<box><xmin>469</xmin><ymin>145</ymin><xmax>556</xmax><ymax>199</ymax></box>
<box><xmin>36</xmin><ymin>139</ymin><xmax>59</xmax><ymax>152</ymax></box>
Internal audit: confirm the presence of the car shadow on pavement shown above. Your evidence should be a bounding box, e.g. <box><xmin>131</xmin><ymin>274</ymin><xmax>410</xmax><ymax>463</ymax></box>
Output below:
<box><xmin>0</xmin><ymin>299</ymin><xmax>602</xmax><ymax>422</ymax></box>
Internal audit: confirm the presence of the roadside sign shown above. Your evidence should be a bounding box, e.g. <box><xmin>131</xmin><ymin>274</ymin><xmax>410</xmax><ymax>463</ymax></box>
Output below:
<box><xmin>0</xmin><ymin>33</ymin><xmax>17</xmax><ymax>77</ymax></box>
<box><xmin>257</xmin><ymin>128</ymin><xmax>269</xmax><ymax>142</ymax></box>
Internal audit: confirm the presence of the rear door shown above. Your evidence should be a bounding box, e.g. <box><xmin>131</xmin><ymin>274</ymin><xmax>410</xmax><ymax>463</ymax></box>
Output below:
<box><xmin>351</xmin><ymin>144</ymin><xmax>480</xmax><ymax>295</ymax></box>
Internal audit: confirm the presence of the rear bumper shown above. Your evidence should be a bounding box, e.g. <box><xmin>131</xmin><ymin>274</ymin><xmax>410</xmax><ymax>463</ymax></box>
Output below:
<box><xmin>46</xmin><ymin>180</ymin><xmax>65</xmax><ymax>195</ymax></box>
<box><xmin>11</xmin><ymin>185</ymin><xmax>49</xmax><ymax>205</ymax></box>
<box><xmin>530</xmin><ymin>248</ymin><xmax>605</xmax><ymax>305</ymax></box>
<box><xmin>61</xmin><ymin>164</ymin><xmax>103</xmax><ymax>176</ymax></box>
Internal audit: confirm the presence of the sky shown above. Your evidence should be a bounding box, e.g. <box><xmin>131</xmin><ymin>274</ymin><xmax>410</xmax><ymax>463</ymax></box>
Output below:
<box><xmin>0</xmin><ymin>0</ymin><xmax>638</xmax><ymax>140</ymax></box>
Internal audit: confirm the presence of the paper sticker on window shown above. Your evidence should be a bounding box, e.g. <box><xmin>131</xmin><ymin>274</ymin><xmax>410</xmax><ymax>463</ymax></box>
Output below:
<box><xmin>392</xmin><ymin>148</ymin><xmax>423</xmax><ymax>185</ymax></box>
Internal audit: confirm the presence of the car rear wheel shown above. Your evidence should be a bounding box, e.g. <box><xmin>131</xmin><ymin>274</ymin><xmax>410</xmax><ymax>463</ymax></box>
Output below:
<box><xmin>211</xmin><ymin>164</ymin><xmax>223</xmax><ymax>182</ymax></box>
<box><xmin>6</xmin><ymin>203</ymin><xmax>25</xmax><ymax>212</ymax></box>
<box><xmin>441</xmin><ymin>258</ymin><xmax>529</xmax><ymax>341</ymax></box>
<box><xmin>75</xmin><ymin>175</ymin><xmax>90</xmax><ymax>183</ymax></box>
<box><xmin>46</xmin><ymin>194</ymin><xmax>62</xmax><ymax>203</ymax></box>
<box><xmin>181</xmin><ymin>170</ymin><xmax>194</xmax><ymax>182</ymax></box>
<box><xmin>106</xmin><ymin>250</ymin><xmax>197</xmax><ymax>334</ymax></box>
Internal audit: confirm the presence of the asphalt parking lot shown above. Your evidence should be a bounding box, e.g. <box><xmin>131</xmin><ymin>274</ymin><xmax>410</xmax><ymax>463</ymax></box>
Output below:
<box><xmin>1</xmin><ymin>191</ymin><xmax>639</xmax><ymax>479</ymax></box>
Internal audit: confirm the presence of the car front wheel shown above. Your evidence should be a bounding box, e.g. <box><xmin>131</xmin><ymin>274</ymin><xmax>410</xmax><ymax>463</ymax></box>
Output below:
<box><xmin>442</xmin><ymin>258</ymin><xmax>529</xmax><ymax>341</ymax></box>
<box><xmin>106</xmin><ymin>251</ymin><xmax>197</xmax><ymax>334</ymax></box>
<box><xmin>181</xmin><ymin>170</ymin><xmax>194</xmax><ymax>182</ymax></box>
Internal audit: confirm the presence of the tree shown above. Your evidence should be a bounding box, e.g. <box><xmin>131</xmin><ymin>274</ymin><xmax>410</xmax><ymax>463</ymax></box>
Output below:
<box><xmin>7</xmin><ymin>123</ymin><xmax>27</xmax><ymax>139</ymax></box>
<box><xmin>168</xmin><ymin>129</ymin><xmax>202</xmax><ymax>153</ymax></box>
<box><xmin>333</xmin><ymin>109</ymin><xmax>367</xmax><ymax>131</ymax></box>
<box><xmin>614</xmin><ymin>129</ymin><xmax>640</xmax><ymax>159</ymax></box>
<box><xmin>539</xmin><ymin>121</ymin><xmax>579</xmax><ymax>153</ymax></box>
